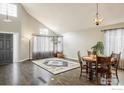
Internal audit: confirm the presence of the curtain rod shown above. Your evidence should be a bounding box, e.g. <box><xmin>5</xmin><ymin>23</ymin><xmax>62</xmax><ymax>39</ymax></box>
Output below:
<box><xmin>32</xmin><ymin>34</ymin><xmax>63</xmax><ymax>37</ymax></box>
<box><xmin>101</xmin><ymin>27</ymin><xmax>124</xmax><ymax>32</ymax></box>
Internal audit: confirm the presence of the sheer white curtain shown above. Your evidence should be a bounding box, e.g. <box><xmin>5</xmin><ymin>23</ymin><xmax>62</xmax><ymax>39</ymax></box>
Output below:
<box><xmin>33</xmin><ymin>36</ymin><xmax>54</xmax><ymax>59</ymax></box>
<box><xmin>32</xmin><ymin>36</ymin><xmax>63</xmax><ymax>59</ymax></box>
<box><xmin>104</xmin><ymin>28</ymin><xmax>124</xmax><ymax>69</ymax></box>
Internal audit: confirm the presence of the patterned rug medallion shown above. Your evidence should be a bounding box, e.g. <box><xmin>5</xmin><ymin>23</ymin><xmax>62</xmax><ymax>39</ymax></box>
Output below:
<box><xmin>32</xmin><ymin>58</ymin><xmax>80</xmax><ymax>75</ymax></box>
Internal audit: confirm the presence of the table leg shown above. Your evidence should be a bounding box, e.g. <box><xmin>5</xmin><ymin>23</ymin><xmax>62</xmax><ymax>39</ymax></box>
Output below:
<box><xmin>108</xmin><ymin>66</ymin><xmax>112</xmax><ymax>85</ymax></box>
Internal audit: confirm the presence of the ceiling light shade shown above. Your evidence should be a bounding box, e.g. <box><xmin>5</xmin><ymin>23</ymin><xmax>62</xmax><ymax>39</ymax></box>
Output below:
<box><xmin>94</xmin><ymin>17</ymin><xmax>104</xmax><ymax>25</ymax></box>
<box><xmin>94</xmin><ymin>3</ymin><xmax>103</xmax><ymax>25</ymax></box>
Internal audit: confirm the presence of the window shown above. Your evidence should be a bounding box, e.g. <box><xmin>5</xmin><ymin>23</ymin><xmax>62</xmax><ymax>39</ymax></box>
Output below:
<box><xmin>0</xmin><ymin>3</ymin><xmax>17</xmax><ymax>17</ymax></box>
<box><xmin>104</xmin><ymin>28</ymin><xmax>124</xmax><ymax>69</ymax></box>
<box><xmin>40</xmin><ymin>28</ymin><xmax>49</xmax><ymax>35</ymax></box>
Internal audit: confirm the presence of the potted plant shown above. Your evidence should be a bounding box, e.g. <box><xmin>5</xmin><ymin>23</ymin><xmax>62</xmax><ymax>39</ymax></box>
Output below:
<box><xmin>91</xmin><ymin>41</ymin><xmax>104</xmax><ymax>56</ymax></box>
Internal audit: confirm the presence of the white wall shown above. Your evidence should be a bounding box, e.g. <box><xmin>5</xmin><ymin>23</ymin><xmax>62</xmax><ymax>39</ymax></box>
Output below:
<box><xmin>20</xmin><ymin>5</ymin><xmax>57</xmax><ymax>61</ymax></box>
<box><xmin>63</xmin><ymin>27</ymin><xmax>104</xmax><ymax>60</ymax></box>
<box><xmin>13</xmin><ymin>33</ymin><xmax>19</xmax><ymax>62</ymax></box>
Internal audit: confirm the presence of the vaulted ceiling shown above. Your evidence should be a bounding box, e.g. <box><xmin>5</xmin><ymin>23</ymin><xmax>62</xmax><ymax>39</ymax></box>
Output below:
<box><xmin>22</xmin><ymin>3</ymin><xmax>124</xmax><ymax>34</ymax></box>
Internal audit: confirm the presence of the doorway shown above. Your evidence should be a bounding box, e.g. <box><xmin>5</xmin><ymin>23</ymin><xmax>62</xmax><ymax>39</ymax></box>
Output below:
<box><xmin>0</xmin><ymin>33</ymin><xmax>13</xmax><ymax>64</ymax></box>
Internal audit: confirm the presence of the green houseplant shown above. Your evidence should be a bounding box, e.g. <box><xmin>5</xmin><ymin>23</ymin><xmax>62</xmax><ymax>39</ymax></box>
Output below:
<box><xmin>91</xmin><ymin>41</ymin><xmax>104</xmax><ymax>56</ymax></box>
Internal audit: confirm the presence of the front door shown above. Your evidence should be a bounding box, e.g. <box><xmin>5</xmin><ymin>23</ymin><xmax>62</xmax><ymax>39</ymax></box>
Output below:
<box><xmin>0</xmin><ymin>33</ymin><xmax>13</xmax><ymax>64</ymax></box>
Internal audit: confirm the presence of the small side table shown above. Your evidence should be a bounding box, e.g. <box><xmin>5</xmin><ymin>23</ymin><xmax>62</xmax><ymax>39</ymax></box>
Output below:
<box><xmin>57</xmin><ymin>53</ymin><xmax>64</xmax><ymax>58</ymax></box>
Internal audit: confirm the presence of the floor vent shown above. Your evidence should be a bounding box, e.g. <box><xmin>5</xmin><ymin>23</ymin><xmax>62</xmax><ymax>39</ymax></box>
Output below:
<box><xmin>38</xmin><ymin>77</ymin><xmax>47</xmax><ymax>83</ymax></box>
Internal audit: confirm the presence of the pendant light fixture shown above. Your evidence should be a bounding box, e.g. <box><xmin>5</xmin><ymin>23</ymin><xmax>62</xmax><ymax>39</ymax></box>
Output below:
<box><xmin>3</xmin><ymin>4</ymin><xmax>12</xmax><ymax>22</ymax></box>
<box><xmin>94</xmin><ymin>3</ymin><xmax>103</xmax><ymax>25</ymax></box>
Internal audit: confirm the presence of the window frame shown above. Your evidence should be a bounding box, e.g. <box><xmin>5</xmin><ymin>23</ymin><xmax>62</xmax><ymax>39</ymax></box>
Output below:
<box><xmin>0</xmin><ymin>3</ymin><xmax>17</xmax><ymax>17</ymax></box>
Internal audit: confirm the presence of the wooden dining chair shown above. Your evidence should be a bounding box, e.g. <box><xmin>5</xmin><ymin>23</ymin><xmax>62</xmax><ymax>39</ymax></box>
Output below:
<box><xmin>87</xmin><ymin>50</ymin><xmax>92</xmax><ymax>56</ymax></box>
<box><xmin>87</xmin><ymin>50</ymin><xmax>96</xmax><ymax>79</ymax></box>
<box><xmin>111</xmin><ymin>51</ymin><xmax>121</xmax><ymax>82</ymax></box>
<box><xmin>77</xmin><ymin>51</ymin><xmax>87</xmax><ymax>78</ymax></box>
<box><xmin>96</xmin><ymin>56</ymin><xmax>112</xmax><ymax>84</ymax></box>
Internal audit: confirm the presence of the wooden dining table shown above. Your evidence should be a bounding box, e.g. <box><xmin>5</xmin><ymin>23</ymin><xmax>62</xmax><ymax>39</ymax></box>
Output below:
<box><xmin>82</xmin><ymin>55</ymin><xmax>113</xmax><ymax>81</ymax></box>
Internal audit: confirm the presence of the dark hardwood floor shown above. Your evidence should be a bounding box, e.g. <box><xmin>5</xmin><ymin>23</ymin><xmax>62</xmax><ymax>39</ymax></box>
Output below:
<box><xmin>0</xmin><ymin>60</ymin><xmax>124</xmax><ymax>85</ymax></box>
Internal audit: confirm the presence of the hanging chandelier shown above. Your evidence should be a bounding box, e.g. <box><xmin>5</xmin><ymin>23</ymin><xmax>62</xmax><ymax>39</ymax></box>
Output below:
<box><xmin>94</xmin><ymin>3</ymin><xmax>103</xmax><ymax>25</ymax></box>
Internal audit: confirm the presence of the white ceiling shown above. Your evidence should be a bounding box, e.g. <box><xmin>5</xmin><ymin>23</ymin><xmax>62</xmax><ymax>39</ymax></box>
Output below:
<box><xmin>22</xmin><ymin>3</ymin><xmax>124</xmax><ymax>34</ymax></box>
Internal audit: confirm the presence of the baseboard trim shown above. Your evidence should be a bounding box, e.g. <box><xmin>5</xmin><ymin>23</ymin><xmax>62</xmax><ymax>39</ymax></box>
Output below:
<box><xmin>17</xmin><ymin>58</ymin><xmax>30</xmax><ymax>62</ymax></box>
